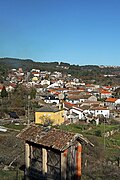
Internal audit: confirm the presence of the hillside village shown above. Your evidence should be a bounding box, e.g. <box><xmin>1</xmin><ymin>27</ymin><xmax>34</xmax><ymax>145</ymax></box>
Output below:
<box><xmin>1</xmin><ymin>0</ymin><xmax>120</xmax><ymax>179</ymax></box>
<box><xmin>0</xmin><ymin>66</ymin><xmax>120</xmax><ymax>124</ymax></box>
<box><xmin>0</xmin><ymin>64</ymin><xmax>120</xmax><ymax>179</ymax></box>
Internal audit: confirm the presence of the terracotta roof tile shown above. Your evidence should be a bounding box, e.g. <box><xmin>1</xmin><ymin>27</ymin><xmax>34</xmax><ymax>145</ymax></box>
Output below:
<box><xmin>105</xmin><ymin>98</ymin><xmax>118</xmax><ymax>102</ymax></box>
<box><xmin>17</xmin><ymin>125</ymin><xmax>93</xmax><ymax>151</ymax></box>
<box><xmin>64</xmin><ymin>101</ymin><xmax>74</xmax><ymax>109</ymax></box>
<box><xmin>101</xmin><ymin>90</ymin><xmax>111</xmax><ymax>94</ymax></box>
<box><xmin>90</xmin><ymin>106</ymin><xmax>108</xmax><ymax>110</ymax></box>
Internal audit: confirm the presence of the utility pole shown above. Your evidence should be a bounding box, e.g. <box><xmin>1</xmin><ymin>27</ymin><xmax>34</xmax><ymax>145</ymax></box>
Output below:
<box><xmin>103</xmin><ymin>118</ymin><xmax>106</xmax><ymax>150</ymax></box>
<box><xmin>27</xmin><ymin>95</ymin><xmax>31</xmax><ymax>126</ymax></box>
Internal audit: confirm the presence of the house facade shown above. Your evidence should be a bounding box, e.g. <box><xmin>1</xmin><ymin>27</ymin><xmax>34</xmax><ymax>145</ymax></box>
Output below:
<box><xmin>35</xmin><ymin>106</ymin><xmax>64</xmax><ymax>125</ymax></box>
<box><xmin>105</xmin><ymin>98</ymin><xmax>120</xmax><ymax>110</ymax></box>
<box><xmin>44</xmin><ymin>95</ymin><xmax>60</xmax><ymax>104</ymax></box>
<box><xmin>70</xmin><ymin>107</ymin><xmax>84</xmax><ymax>120</ymax></box>
<box><xmin>89</xmin><ymin>107</ymin><xmax>110</xmax><ymax>118</ymax></box>
<box><xmin>66</xmin><ymin>95</ymin><xmax>97</xmax><ymax>104</ymax></box>
<box><xmin>100</xmin><ymin>90</ymin><xmax>112</xmax><ymax>99</ymax></box>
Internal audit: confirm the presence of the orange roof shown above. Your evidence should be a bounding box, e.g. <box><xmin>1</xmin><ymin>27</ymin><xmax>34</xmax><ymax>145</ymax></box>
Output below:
<box><xmin>54</xmin><ymin>92</ymin><xmax>60</xmax><ymax>95</ymax></box>
<box><xmin>104</xmin><ymin>86</ymin><xmax>112</xmax><ymax>88</ymax></box>
<box><xmin>32</xmin><ymin>72</ymin><xmax>40</xmax><ymax>74</ymax></box>
<box><xmin>101</xmin><ymin>90</ymin><xmax>111</xmax><ymax>94</ymax></box>
<box><xmin>77</xmin><ymin>88</ymin><xmax>85</xmax><ymax>91</ymax></box>
<box><xmin>90</xmin><ymin>106</ymin><xmax>108</xmax><ymax>110</ymax></box>
<box><xmin>105</xmin><ymin>98</ymin><xmax>118</xmax><ymax>102</ymax></box>
<box><xmin>55</xmin><ymin>88</ymin><xmax>67</xmax><ymax>91</ymax></box>
<box><xmin>98</xmin><ymin>88</ymin><xmax>103</xmax><ymax>91</ymax></box>
<box><xmin>64</xmin><ymin>101</ymin><xmax>74</xmax><ymax>107</ymax></box>
<box><xmin>68</xmin><ymin>91</ymin><xmax>80</xmax><ymax>95</ymax></box>
<box><xmin>48</xmin><ymin>89</ymin><xmax>56</xmax><ymax>92</ymax></box>
<box><xmin>85</xmin><ymin>84</ymin><xmax>95</xmax><ymax>87</ymax></box>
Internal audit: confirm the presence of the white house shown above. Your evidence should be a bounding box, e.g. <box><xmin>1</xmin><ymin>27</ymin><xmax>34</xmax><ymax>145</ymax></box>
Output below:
<box><xmin>47</xmin><ymin>80</ymin><xmax>63</xmax><ymax>89</ymax></box>
<box><xmin>50</xmin><ymin>71</ymin><xmax>62</xmax><ymax>78</ymax></box>
<box><xmin>89</xmin><ymin>107</ymin><xmax>110</xmax><ymax>118</ymax></box>
<box><xmin>105</xmin><ymin>98</ymin><xmax>120</xmax><ymax>110</ymax></box>
<box><xmin>6</xmin><ymin>85</ymin><xmax>15</xmax><ymax>92</ymax></box>
<box><xmin>100</xmin><ymin>90</ymin><xmax>112</xmax><ymax>98</ymax></box>
<box><xmin>66</xmin><ymin>95</ymin><xmax>97</xmax><ymax>104</ymax></box>
<box><xmin>66</xmin><ymin>96</ymin><xmax>81</xmax><ymax>104</ymax></box>
<box><xmin>44</xmin><ymin>95</ymin><xmax>60</xmax><ymax>104</ymax></box>
<box><xmin>70</xmin><ymin>107</ymin><xmax>84</xmax><ymax>120</ymax></box>
<box><xmin>41</xmin><ymin>79</ymin><xmax>50</xmax><ymax>86</ymax></box>
<box><xmin>115</xmin><ymin>99</ymin><xmax>120</xmax><ymax>105</ymax></box>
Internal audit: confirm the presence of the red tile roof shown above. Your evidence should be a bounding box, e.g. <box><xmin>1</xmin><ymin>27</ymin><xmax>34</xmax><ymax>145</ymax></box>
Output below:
<box><xmin>85</xmin><ymin>84</ymin><xmax>95</xmax><ymax>87</ymax></box>
<box><xmin>101</xmin><ymin>90</ymin><xmax>111</xmax><ymax>94</ymax></box>
<box><xmin>105</xmin><ymin>98</ymin><xmax>118</xmax><ymax>102</ymax></box>
<box><xmin>64</xmin><ymin>101</ymin><xmax>74</xmax><ymax>109</ymax></box>
<box><xmin>0</xmin><ymin>86</ymin><xmax>3</xmax><ymax>90</ymax></box>
<box><xmin>9</xmin><ymin>83</ymin><xmax>16</xmax><ymax>88</ymax></box>
<box><xmin>90</xmin><ymin>106</ymin><xmax>108</xmax><ymax>110</ymax></box>
<box><xmin>32</xmin><ymin>71</ymin><xmax>40</xmax><ymax>74</ymax></box>
<box><xmin>17</xmin><ymin>125</ymin><xmax>93</xmax><ymax>151</ymax></box>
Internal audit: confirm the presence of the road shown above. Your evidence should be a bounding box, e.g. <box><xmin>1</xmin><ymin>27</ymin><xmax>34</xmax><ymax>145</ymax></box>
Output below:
<box><xmin>0</xmin><ymin>118</ymin><xmax>28</xmax><ymax>125</ymax></box>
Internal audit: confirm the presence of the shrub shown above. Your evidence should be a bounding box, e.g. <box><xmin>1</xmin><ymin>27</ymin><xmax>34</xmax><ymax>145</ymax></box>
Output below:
<box><xmin>95</xmin><ymin>130</ymin><xmax>102</xmax><ymax>137</ymax></box>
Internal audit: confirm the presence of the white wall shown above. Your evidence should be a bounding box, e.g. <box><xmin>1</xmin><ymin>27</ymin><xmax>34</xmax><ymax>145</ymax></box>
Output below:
<box><xmin>44</xmin><ymin>99</ymin><xmax>59</xmax><ymax>104</ymax></box>
<box><xmin>90</xmin><ymin>109</ymin><xmax>110</xmax><ymax>118</ymax></box>
<box><xmin>115</xmin><ymin>99</ymin><xmax>120</xmax><ymax>104</ymax></box>
<box><xmin>70</xmin><ymin>108</ymin><xmax>83</xmax><ymax>119</ymax></box>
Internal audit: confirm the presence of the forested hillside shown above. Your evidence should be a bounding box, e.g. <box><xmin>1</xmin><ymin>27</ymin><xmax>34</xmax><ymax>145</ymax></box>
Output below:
<box><xmin>0</xmin><ymin>57</ymin><xmax>120</xmax><ymax>85</ymax></box>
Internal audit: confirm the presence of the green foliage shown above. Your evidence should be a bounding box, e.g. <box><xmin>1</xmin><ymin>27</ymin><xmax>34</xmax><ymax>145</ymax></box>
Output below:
<box><xmin>30</xmin><ymin>87</ymin><xmax>36</xmax><ymax>99</ymax></box>
<box><xmin>1</xmin><ymin>57</ymin><xmax>120</xmax><ymax>85</ymax></box>
<box><xmin>95</xmin><ymin>130</ymin><xmax>102</xmax><ymax>137</ymax></box>
<box><xmin>0</xmin><ymin>169</ymin><xmax>24</xmax><ymax>179</ymax></box>
<box><xmin>1</xmin><ymin>86</ymin><xmax>8</xmax><ymax>98</ymax></box>
<box><xmin>10</xmin><ymin>85</ymin><xmax>29</xmax><ymax>110</ymax></box>
<box><xmin>40</xmin><ymin>115</ymin><xmax>54</xmax><ymax>126</ymax></box>
<box><xmin>4</xmin><ymin>124</ymin><xmax>26</xmax><ymax>130</ymax></box>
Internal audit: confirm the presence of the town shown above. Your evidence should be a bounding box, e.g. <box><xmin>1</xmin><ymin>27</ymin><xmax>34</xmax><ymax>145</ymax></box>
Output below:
<box><xmin>0</xmin><ymin>59</ymin><xmax>120</xmax><ymax>179</ymax></box>
<box><xmin>1</xmin><ymin>0</ymin><xmax>120</xmax><ymax>179</ymax></box>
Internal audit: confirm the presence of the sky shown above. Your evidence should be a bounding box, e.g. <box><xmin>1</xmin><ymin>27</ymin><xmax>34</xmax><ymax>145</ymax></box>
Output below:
<box><xmin>0</xmin><ymin>0</ymin><xmax>120</xmax><ymax>66</ymax></box>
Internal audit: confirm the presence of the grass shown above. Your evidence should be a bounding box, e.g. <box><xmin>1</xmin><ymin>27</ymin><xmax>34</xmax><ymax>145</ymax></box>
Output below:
<box><xmin>57</xmin><ymin>123</ymin><xmax>89</xmax><ymax>134</ymax></box>
<box><xmin>57</xmin><ymin>123</ymin><xmax>120</xmax><ymax>160</ymax></box>
<box><xmin>83</xmin><ymin>124</ymin><xmax>119</xmax><ymax>135</ymax></box>
<box><xmin>0</xmin><ymin>169</ymin><xmax>24</xmax><ymax>180</ymax></box>
<box><xmin>58</xmin><ymin>123</ymin><xmax>120</xmax><ymax>135</ymax></box>
<box><xmin>3</xmin><ymin>124</ymin><xmax>26</xmax><ymax>131</ymax></box>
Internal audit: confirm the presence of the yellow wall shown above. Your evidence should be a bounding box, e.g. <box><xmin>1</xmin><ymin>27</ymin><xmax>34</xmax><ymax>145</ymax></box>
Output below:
<box><xmin>35</xmin><ymin>110</ymin><xmax>64</xmax><ymax>125</ymax></box>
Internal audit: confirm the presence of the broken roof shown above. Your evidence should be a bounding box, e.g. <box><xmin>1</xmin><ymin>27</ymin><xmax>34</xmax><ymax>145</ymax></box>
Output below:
<box><xmin>17</xmin><ymin>125</ymin><xmax>93</xmax><ymax>151</ymax></box>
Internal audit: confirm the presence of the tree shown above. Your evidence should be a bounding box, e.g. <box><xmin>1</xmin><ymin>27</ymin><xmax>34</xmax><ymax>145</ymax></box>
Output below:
<box><xmin>40</xmin><ymin>115</ymin><xmax>54</xmax><ymax>126</ymax></box>
<box><xmin>30</xmin><ymin>87</ymin><xmax>36</xmax><ymax>99</ymax></box>
<box><xmin>10</xmin><ymin>85</ymin><xmax>29</xmax><ymax>109</ymax></box>
<box><xmin>1</xmin><ymin>86</ymin><xmax>8</xmax><ymax>98</ymax></box>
